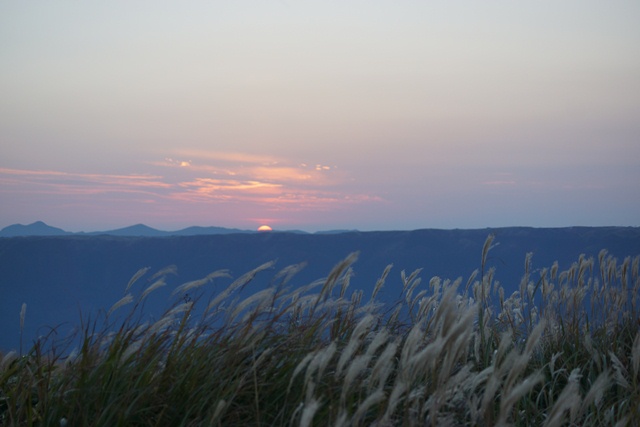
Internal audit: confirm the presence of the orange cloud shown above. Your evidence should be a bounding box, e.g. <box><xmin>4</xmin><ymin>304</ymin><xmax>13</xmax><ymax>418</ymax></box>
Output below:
<box><xmin>249</xmin><ymin>166</ymin><xmax>313</xmax><ymax>182</ymax></box>
<box><xmin>177</xmin><ymin>178</ymin><xmax>282</xmax><ymax>198</ymax></box>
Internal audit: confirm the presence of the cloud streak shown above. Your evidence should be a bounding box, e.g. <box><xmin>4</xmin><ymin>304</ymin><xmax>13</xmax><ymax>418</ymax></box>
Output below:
<box><xmin>0</xmin><ymin>168</ymin><xmax>171</xmax><ymax>195</ymax></box>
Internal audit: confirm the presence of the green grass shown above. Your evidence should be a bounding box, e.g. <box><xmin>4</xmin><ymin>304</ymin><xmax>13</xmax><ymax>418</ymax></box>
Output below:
<box><xmin>1</xmin><ymin>235</ymin><xmax>639</xmax><ymax>426</ymax></box>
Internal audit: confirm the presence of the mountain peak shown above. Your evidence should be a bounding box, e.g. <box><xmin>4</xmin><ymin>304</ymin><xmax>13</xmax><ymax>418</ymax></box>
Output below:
<box><xmin>0</xmin><ymin>221</ymin><xmax>71</xmax><ymax>237</ymax></box>
<box><xmin>91</xmin><ymin>224</ymin><xmax>166</xmax><ymax>237</ymax></box>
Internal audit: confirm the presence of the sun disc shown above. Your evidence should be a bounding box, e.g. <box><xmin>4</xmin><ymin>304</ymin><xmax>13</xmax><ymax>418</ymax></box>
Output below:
<box><xmin>257</xmin><ymin>225</ymin><xmax>273</xmax><ymax>232</ymax></box>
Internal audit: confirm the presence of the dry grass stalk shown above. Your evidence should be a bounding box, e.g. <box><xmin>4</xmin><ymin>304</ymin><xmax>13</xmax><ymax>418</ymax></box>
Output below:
<box><xmin>299</xmin><ymin>398</ymin><xmax>321</xmax><ymax>427</ymax></box>
<box><xmin>171</xmin><ymin>269</ymin><xmax>230</xmax><ymax>296</ymax></box>
<box><xmin>140</xmin><ymin>277</ymin><xmax>167</xmax><ymax>300</ymax></box>
<box><xmin>125</xmin><ymin>266</ymin><xmax>150</xmax><ymax>293</ymax></box>
<box><xmin>206</xmin><ymin>261</ymin><xmax>276</xmax><ymax>313</ymax></box>
<box><xmin>107</xmin><ymin>294</ymin><xmax>133</xmax><ymax>316</ymax></box>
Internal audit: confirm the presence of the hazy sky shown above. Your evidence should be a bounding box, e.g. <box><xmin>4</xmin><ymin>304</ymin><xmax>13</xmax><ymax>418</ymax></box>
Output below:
<box><xmin>2</xmin><ymin>2</ymin><xmax>639</xmax><ymax>232</ymax></box>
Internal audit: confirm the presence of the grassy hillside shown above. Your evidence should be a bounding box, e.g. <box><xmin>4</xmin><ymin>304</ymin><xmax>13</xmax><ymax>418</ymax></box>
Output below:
<box><xmin>1</xmin><ymin>235</ymin><xmax>639</xmax><ymax>426</ymax></box>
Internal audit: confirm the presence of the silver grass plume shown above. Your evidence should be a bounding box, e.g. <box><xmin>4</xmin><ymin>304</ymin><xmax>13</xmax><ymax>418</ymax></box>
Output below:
<box><xmin>108</xmin><ymin>294</ymin><xmax>134</xmax><ymax>316</ymax></box>
<box><xmin>125</xmin><ymin>266</ymin><xmax>150</xmax><ymax>293</ymax></box>
<box><xmin>171</xmin><ymin>269</ymin><xmax>230</xmax><ymax>296</ymax></box>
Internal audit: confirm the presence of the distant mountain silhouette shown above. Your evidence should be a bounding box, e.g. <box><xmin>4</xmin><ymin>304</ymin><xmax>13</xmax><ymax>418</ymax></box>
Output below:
<box><xmin>0</xmin><ymin>221</ymin><xmax>71</xmax><ymax>237</ymax></box>
<box><xmin>1</xmin><ymin>226</ymin><xmax>639</xmax><ymax>351</ymax></box>
<box><xmin>0</xmin><ymin>221</ymin><xmax>356</xmax><ymax>237</ymax></box>
<box><xmin>315</xmin><ymin>229</ymin><xmax>360</xmax><ymax>234</ymax></box>
<box><xmin>85</xmin><ymin>223</ymin><xmax>168</xmax><ymax>237</ymax></box>
<box><xmin>0</xmin><ymin>222</ymin><xmax>259</xmax><ymax>237</ymax></box>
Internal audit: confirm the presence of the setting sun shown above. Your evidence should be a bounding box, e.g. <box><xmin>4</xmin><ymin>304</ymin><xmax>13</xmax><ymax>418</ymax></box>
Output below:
<box><xmin>257</xmin><ymin>225</ymin><xmax>273</xmax><ymax>232</ymax></box>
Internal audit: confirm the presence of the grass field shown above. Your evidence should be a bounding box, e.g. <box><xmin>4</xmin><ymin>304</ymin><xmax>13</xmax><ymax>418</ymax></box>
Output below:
<box><xmin>1</xmin><ymin>235</ymin><xmax>639</xmax><ymax>426</ymax></box>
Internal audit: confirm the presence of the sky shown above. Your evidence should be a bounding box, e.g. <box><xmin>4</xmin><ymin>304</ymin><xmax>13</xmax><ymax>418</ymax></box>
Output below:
<box><xmin>1</xmin><ymin>1</ymin><xmax>639</xmax><ymax>232</ymax></box>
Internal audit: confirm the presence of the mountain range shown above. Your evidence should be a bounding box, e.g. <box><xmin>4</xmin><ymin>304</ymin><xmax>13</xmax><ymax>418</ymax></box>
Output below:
<box><xmin>0</xmin><ymin>221</ymin><xmax>349</xmax><ymax>237</ymax></box>
<box><xmin>1</xmin><ymin>225</ymin><xmax>639</xmax><ymax>352</ymax></box>
<box><xmin>0</xmin><ymin>221</ymin><xmax>264</xmax><ymax>237</ymax></box>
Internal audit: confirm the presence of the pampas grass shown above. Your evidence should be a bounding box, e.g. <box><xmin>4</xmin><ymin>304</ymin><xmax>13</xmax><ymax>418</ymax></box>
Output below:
<box><xmin>1</xmin><ymin>236</ymin><xmax>639</xmax><ymax>426</ymax></box>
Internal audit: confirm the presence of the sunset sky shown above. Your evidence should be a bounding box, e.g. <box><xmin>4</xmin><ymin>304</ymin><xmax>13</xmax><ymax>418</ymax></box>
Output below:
<box><xmin>1</xmin><ymin>2</ymin><xmax>639</xmax><ymax>232</ymax></box>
